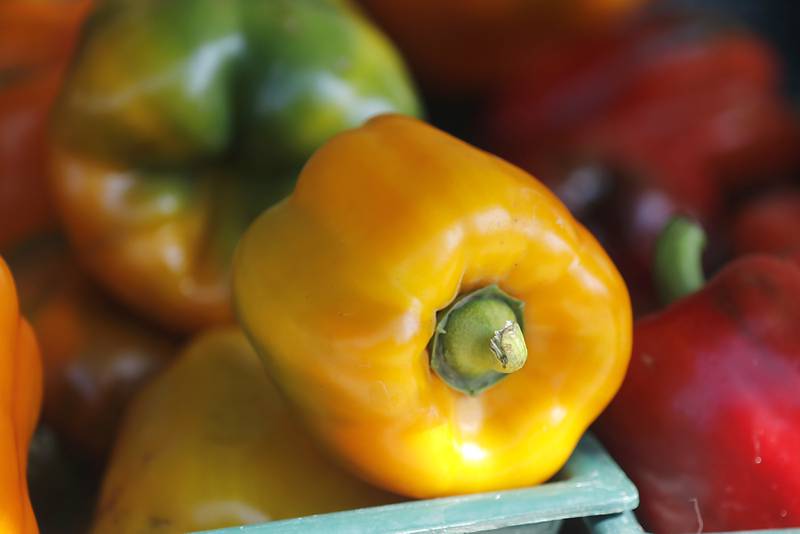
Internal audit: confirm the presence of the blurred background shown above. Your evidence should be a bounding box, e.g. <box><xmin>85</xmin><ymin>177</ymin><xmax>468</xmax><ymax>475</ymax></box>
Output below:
<box><xmin>1</xmin><ymin>0</ymin><xmax>798</xmax><ymax>532</ymax></box>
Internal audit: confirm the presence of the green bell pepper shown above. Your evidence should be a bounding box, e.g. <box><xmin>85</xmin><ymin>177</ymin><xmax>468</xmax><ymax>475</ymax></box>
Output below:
<box><xmin>50</xmin><ymin>0</ymin><xmax>420</xmax><ymax>331</ymax></box>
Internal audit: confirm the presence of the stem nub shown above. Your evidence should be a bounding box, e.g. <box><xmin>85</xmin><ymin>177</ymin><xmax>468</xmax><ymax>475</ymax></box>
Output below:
<box><xmin>430</xmin><ymin>285</ymin><xmax>527</xmax><ymax>396</ymax></box>
<box><xmin>654</xmin><ymin>217</ymin><xmax>707</xmax><ymax>305</ymax></box>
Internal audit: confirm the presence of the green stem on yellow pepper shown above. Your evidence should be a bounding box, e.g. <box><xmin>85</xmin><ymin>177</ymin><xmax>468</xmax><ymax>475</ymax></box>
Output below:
<box><xmin>431</xmin><ymin>285</ymin><xmax>527</xmax><ymax>396</ymax></box>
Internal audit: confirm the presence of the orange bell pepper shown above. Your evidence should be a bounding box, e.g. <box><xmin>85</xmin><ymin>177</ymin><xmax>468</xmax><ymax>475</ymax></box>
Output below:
<box><xmin>8</xmin><ymin>237</ymin><xmax>178</xmax><ymax>459</ymax></box>
<box><xmin>0</xmin><ymin>256</ymin><xmax>43</xmax><ymax>533</ymax></box>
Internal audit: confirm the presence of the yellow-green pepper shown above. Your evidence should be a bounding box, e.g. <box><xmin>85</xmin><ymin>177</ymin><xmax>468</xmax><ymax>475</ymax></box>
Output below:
<box><xmin>92</xmin><ymin>328</ymin><xmax>398</xmax><ymax>533</ymax></box>
<box><xmin>50</xmin><ymin>0</ymin><xmax>420</xmax><ymax>332</ymax></box>
<box><xmin>234</xmin><ymin>115</ymin><xmax>632</xmax><ymax>498</ymax></box>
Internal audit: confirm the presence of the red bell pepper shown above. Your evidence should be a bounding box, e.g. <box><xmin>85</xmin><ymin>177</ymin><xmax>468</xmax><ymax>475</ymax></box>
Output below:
<box><xmin>596</xmin><ymin>218</ymin><xmax>800</xmax><ymax>533</ymax></box>
<box><xmin>0</xmin><ymin>0</ymin><xmax>92</xmax><ymax>250</ymax></box>
<box><xmin>732</xmin><ymin>190</ymin><xmax>800</xmax><ymax>258</ymax></box>
<box><xmin>357</xmin><ymin>0</ymin><xmax>646</xmax><ymax>96</ymax></box>
<box><xmin>485</xmin><ymin>12</ymin><xmax>800</xmax><ymax>313</ymax></box>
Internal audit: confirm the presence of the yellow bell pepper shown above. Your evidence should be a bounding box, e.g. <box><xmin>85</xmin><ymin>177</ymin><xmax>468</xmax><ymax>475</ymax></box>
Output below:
<box><xmin>234</xmin><ymin>114</ymin><xmax>632</xmax><ymax>498</ymax></box>
<box><xmin>92</xmin><ymin>328</ymin><xmax>397</xmax><ymax>534</ymax></box>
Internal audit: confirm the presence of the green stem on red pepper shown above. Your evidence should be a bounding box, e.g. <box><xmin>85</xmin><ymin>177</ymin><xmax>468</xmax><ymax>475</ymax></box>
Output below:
<box><xmin>654</xmin><ymin>217</ymin><xmax>707</xmax><ymax>305</ymax></box>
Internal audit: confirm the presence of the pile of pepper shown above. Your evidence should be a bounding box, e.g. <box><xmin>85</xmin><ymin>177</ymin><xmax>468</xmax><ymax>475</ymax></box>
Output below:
<box><xmin>1</xmin><ymin>1</ymin><xmax>799</xmax><ymax>533</ymax></box>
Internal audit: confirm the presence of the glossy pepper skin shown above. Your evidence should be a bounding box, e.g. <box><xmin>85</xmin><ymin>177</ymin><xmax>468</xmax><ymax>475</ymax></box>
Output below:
<box><xmin>596</xmin><ymin>253</ymin><xmax>800</xmax><ymax>532</ymax></box>
<box><xmin>358</xmin><ymin>0</ymin><xmax>646</xmax><ymax>95</ymax></box>
<box><xmin>50</xmin><ymin>0</ymin><xmax>420</xmax><ymax>332</ymax></box>
<box><xmin>93</xmin><ymin>328</ymin><xmax>397</xmax><ymax>534</ymax></box>
<box><xmin>234</xmin><ymin>115</ymin><xmax>632</xmax><ymax>498</ymax></box>
<box><xmin>485</xmin><ymin>13</ymin><xmax>800</xmax><ymax>313</ymax></box>
<box><xmin>8</xmin><ymin>237</ymin><xmax>178</xmax><ymax>459</ymax></box>
<box><xmin>0</xmin><ymin>256</ymin><xmax>43</xmax><ymax>534</ymax></box>
<box><xmin>0</xmin><ymin>0</ymin><xmax>91</xmax><ymax>250</ymax></box>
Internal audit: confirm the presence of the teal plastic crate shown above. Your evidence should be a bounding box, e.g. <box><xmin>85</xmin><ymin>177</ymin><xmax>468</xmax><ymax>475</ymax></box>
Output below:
<box><xmin>583</xmin><ymin>511</ymin><xmax>644</xmax><ymax>534</ymax></box>
<box><xmin>199</xmin><ymin>433</ymin><xmax>637</xmax><ymax>534</ymax></box>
